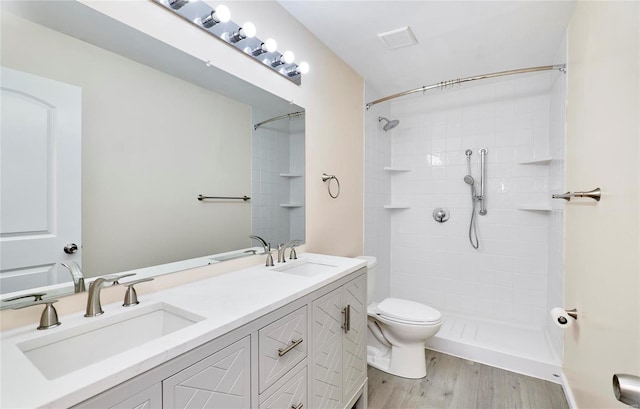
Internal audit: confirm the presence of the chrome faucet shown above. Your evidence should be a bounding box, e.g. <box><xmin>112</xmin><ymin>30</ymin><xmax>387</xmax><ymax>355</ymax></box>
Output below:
<box><xmin>85</xmin><ymin>273</ymin><xmax>135</xmax><ymax>317</ymax></box>
<box><xmin>61</xmin><ymin>261</ymin><xmax>86</xmax><ymax>293</ymax></box>
<box><xmin>249</xmin><ymin>235</ymin><xmax>274</xmax><ymax>266</ymax></box>
<box><xmin>289</xmin><ymin>242</ymin><xmax>300</xmax><ymax>260</ymax></box>
<box><xmin>278</xmin><ymin>240</ymin><xmax>301</xmax><ymax>263</ymax></box>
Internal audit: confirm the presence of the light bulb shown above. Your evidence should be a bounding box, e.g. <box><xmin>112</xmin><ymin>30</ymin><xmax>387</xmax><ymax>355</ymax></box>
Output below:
<box><xmin>298</xmin><ymin>61</ymin><xmax>310</xmax><ymax>74</ymax></box>
<box><xmin>201</xmin><ymin>5</ymin><xmax>231</xmax><ymax>28</ymax></box>
<box><xmin>264</xmin><ymin>38</ymin><xmax>277</xmax><ymax>53</ymax></box>
<box><xmin>287</xmin><ymin>62</ymin><xmax>310</xmax><ymax>77</ymax></box>
<box><xmin>282</xmin><ymin>51</ymin><xmax>295</xmax><ymax>64</ymax></box>
<box><xmin>228</xmin><ymin>22</ymin><xmax>257</xmax><ymax>43</ymax></box>
<box><xmin>215</xmin><ymin>5</ymin><xmax>230</xmax><ymax>22</ymax></box>
<box><xmin>252</xmin><ymin>38</ymin><xmax>279</xmax><ymax>57</ymax></box>
<box><xmin>242</xmin><ymin>22</ymin><xmax>256</xmax><ymax>38</ymax></box>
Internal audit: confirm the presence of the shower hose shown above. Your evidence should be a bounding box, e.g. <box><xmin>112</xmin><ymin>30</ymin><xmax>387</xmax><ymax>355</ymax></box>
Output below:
<box><xmin>469</xmin><ymin>198</ymin><xmax>479</xmax><ymax>249</ymax></box>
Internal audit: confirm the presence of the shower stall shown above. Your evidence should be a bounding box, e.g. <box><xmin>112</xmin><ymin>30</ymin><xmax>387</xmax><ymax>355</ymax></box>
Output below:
<box><xmin>364</xmin><ymin>41</ymin><xmax>567</xmax><ymax>382</ymax></box>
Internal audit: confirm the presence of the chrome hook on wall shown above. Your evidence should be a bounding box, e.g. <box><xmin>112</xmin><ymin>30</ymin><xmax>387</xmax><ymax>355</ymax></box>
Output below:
<box><xmin>322</xmin><ymin>173</ymin><xmax>340</xmax><ymax>199</ymax></box>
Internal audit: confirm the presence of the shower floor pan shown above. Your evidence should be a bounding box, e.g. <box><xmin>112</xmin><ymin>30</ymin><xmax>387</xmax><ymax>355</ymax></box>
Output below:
<box><xmin>425</xmin><ymin>313</ymin><xmax>562</xmax><ymax>383</ymax></box>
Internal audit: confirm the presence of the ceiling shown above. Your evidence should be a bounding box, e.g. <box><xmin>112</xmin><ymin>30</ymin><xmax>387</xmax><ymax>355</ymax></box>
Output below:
<box><xmin>279</xmin><ymin>1</ymin><xmax>576</xmax><ymax>98</ymax></box>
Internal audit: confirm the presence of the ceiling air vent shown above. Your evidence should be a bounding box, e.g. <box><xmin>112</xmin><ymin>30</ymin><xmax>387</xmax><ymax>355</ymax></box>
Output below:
<box><xmin>377</xmin><ymin>26</ymin><xmax>418</xmax><ymax>50</ymax></box>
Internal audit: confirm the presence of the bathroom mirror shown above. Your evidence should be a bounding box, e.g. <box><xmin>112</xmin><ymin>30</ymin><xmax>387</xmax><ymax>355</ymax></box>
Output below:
<box><xmin>0</xmin><ymin>1</ymin><xmax>305</xmax><ymax>305</ymax></box>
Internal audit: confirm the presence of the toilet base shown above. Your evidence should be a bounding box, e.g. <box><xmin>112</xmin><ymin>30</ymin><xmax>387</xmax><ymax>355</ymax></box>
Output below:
<box><xmin>367</xmin><ymin>344</ymin><xmax>427</xmax><ymax>379</ymax></box>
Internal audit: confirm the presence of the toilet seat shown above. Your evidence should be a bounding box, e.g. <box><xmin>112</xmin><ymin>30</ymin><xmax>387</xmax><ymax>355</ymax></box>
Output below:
<box><xmin>371</xmin><ymin>298</ymin><xmax>442</xmax><ymax>325</ymax></box>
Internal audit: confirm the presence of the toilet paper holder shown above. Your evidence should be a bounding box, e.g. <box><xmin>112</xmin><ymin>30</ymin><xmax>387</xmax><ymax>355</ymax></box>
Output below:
<box><xmin>551</xmin><ymin>307</ymin><xmax>578</xmax><ymax>327</ymax></box>
<box><xmin>560</xmin><ymin>308</ymin><xmax>578</xmax><ymax>324</ymax></box>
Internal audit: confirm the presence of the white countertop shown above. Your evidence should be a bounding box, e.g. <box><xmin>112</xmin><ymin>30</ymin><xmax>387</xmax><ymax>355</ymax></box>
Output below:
<box><xmin>0</xmin><ymin>253</ymin><xmax>366</xmax><ymax>409</ymax></box>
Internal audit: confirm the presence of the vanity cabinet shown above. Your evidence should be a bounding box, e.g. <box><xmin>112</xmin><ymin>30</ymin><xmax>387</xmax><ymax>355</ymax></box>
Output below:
<box><xmin>311</xmin><ymin>274</ymin><xmax>367</xmax><ymax>409</ymax></box>
<box><xmin>73</xmin><ymin>268</ymin><xmax>366</xmax><ymax>409</ymax></box>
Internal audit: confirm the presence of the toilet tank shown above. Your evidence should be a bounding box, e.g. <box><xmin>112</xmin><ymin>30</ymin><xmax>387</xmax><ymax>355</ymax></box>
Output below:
<box><xmin>357</xmin><ymin>256</ymin><xmax>377</xmax><ymax>303</ymax></box>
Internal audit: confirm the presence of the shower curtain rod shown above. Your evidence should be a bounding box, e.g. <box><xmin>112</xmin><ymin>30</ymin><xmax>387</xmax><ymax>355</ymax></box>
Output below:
<box><xmin>253</xmin><ymin>111</ymin><xmax>305</xmax><ymax>130</ymax></box>
<box><xmin>365</xmin><ymin>64</ymin><xmax>566</xmax><ymax>110</ymax></box>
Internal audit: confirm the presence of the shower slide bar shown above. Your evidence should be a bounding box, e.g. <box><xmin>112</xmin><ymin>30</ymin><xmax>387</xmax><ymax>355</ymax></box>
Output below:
<box><xmin>254</xmin><ymin>111</ymin><xmax>305</xmax><ymax>130</ymax></box>
<box><xmin>365</xmin><ymin>64</ymin><xmax>566</xmax><ymax>110</ymax></box>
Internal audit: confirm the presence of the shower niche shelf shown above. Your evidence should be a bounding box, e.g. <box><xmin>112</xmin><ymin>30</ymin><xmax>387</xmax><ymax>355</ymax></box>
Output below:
<box><xmin>383</xmin><ymin>167</ymin><xmax>411</xmax><ymax>172</ymax></box>
<box><xmin>384</xmin><ymin>204</ymin><xmax>411</xmax><ymax>209</ymax></box>
<box><xmin>518</xmin><ymin>157</ymin><xmax>553</xmax><ymax>165</ymax></box>
<box><xmin>280</xmin><ymin>203</ymin><xmax>303</xmax><ymax>208</ymax></box>
<box><xmin>279</xmin><ymin>173</ymin><xmax>303</xmax><ymax>178</ymax></box>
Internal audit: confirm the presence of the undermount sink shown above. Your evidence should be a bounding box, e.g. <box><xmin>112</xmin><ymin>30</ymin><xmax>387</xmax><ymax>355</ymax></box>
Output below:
<box><xmin>272</xmin><ymin>259</ymin><xmax>337</xmax><ymax>277</ymax></box>
<box><xmin>18</xmin><ymin>302</ymin><xmax>204</xmax><ymax>380</ymax></box>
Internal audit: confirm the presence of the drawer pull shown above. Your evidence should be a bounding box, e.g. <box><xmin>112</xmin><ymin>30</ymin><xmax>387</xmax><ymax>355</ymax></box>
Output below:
<box><xmin>291</xmin><ymin>403</ymin><xmax>303</xmax><ymax>409</ymax></box>
<box><xmin>278</xmin><ymin>338</ymin><xmax>303</xmax><ymax>357</ymax></box>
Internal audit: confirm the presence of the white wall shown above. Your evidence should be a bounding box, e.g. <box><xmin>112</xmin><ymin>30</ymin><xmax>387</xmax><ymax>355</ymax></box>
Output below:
<box><xmin>380</xmin><ymin>73</ymin><xmax>562</xmax><ymax>330</ymax></box>
<box><xmin>1</xmin><ymin>12</ymin><xmax>252</xmax><ymax>276</ymax></box>
<box><xmin>564</xmin><ymin>2</ymin><xmax>640</xmax><ymax>407</ymax></box>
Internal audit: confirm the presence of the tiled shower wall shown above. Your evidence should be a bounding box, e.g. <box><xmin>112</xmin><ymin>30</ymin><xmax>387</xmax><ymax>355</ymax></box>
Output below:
<box><xmin>384</xmin><ymin>72</ymin><xmax>564</xmax><ymax>330</ymax></box>
<box><xmin>252</xmin><ymin>113</ymin><xmax>305</xmax><ymax>247</ymax></box>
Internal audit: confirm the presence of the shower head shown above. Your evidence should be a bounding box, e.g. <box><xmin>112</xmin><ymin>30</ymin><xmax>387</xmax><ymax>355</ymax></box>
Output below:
<box><xmin>464</xmin><ymin>175</ymin><xmax>475</xmax><ymax>185</ymax></box>
<box><xmin>378</xmin><ymin>116</ymin><xmax>400</xmax><ymax>132</ymax></box>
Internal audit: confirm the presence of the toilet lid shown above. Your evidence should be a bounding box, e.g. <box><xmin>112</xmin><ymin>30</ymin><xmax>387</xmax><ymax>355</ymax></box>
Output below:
<box><xmin>376</xmin><ymin>298</ymin><xmax>442</xmax><ymax>324</ymax></box>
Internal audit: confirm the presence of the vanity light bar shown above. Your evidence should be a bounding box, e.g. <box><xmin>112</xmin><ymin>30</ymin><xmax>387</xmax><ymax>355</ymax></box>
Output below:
<box><xmin>153</xmin><ymin>0</ymin><xmax>308</xmax><ymax>85</ymax></box>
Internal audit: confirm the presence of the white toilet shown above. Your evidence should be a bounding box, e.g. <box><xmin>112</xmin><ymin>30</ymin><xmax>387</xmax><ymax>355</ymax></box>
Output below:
<box><xmin>358</xmin><ymin>256</ymin><xmax>443</xmax><ymax>379</ymax></box>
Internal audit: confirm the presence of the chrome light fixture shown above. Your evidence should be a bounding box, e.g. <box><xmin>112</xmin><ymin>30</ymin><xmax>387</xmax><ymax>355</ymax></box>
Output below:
<box><xmin>252</xmin><ymin>38</ymin><xmax>277</xmax><ymax>56</ymax></box>
<box><xmin>287</xmin><ymin>62</ymin><xmax>310</xmax><ymax>77</ymax></box>
<box><xmin>225</xmin><ymin>22</ymin><xmax>256</xmax><ymax>43</ymax></box>
<box><xmin>168</xmin><ymin>0</ymin><xmax>188</xmax><ymax>10</ymax></box>
<box><xmin>200</xmin><ymin>5</ymin><xmax>230</xmax><ymax>28</ymax></box>
<box><xmin>272</xmin><ymin>51</ymin><xmax>295</xmax><ymax>67</ymax></box>
<box><xmin>153</xmin><ymin>0</ymin><xmax>308</xmax><ymax>85</ymax></box>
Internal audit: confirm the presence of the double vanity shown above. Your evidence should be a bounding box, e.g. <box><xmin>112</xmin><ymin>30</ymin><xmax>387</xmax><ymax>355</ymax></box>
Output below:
<box><xmin>0</xmin><ymin>254</ymin><xmax>368</xmax><ymax>409</ymax></box>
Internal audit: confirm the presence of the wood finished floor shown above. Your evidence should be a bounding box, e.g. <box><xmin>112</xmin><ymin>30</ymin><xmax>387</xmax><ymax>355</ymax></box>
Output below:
<box><xmin>367</xmin><ymin>350</ymin><xmax>569</xmax><ymax>409</ymax></box>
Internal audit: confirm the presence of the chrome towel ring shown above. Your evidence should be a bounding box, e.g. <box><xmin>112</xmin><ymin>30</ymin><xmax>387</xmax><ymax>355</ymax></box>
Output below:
<box><xmin>322</xmin><ymin>173</ymin><xmax>340</xmax><ymax>199</ymax></box>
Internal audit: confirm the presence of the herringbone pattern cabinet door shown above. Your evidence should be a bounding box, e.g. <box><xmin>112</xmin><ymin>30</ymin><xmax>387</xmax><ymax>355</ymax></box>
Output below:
<box><xmin>163</xmin><ymin>337</ymin><xmax>251</xmax><ymax>409</ymax></box>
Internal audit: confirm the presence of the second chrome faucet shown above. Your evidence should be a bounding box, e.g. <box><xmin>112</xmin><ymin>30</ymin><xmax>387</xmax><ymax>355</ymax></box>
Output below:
<box><xmin>278</xmin><ymin>240</ymin><xmax>302</xmax><ymax>263</ymax></box>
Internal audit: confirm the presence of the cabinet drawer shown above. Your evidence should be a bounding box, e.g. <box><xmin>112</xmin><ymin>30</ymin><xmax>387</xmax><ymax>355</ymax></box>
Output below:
<box><xmin>259</xmin><ymin>306</ymin><xmax>307</xmax><ymax>393</ymax></box>
<box><xmin>260</xmin><ymin>365</ymin><xmax>307</xmax><ymax>409</ymax></box>
<box><xmin>163</xmin><ymin>336</ymin><xmax>251</xmax><ymax>409</ymax></box>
